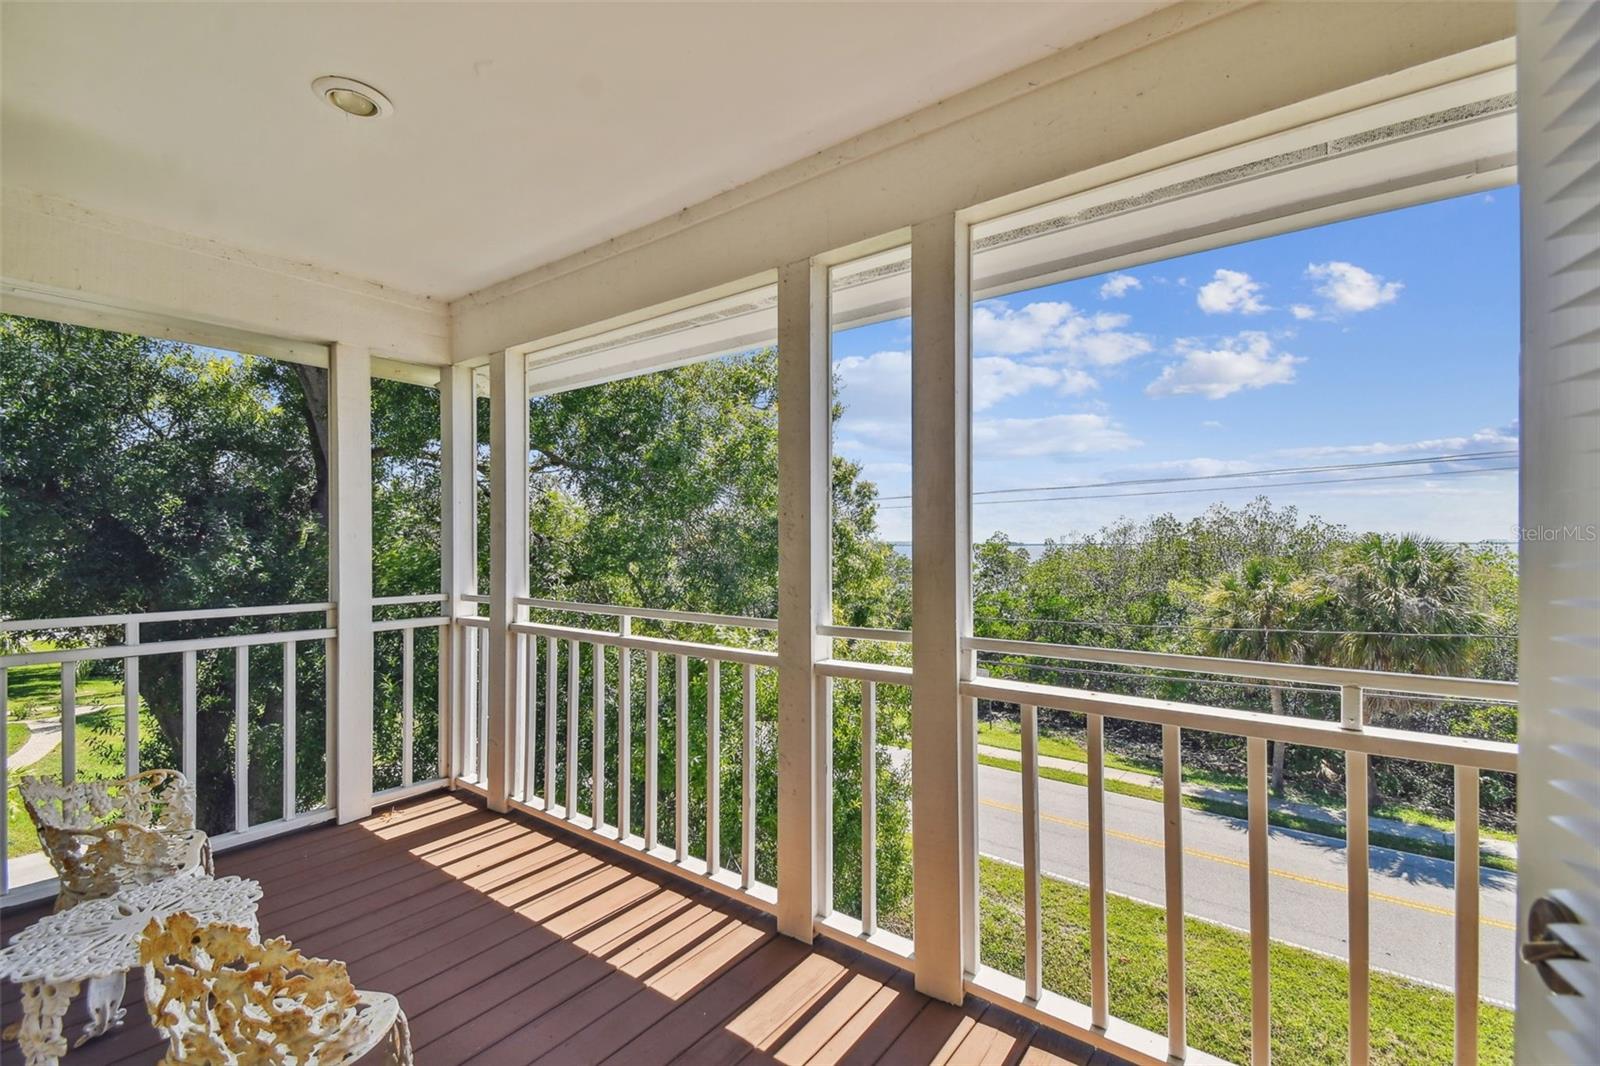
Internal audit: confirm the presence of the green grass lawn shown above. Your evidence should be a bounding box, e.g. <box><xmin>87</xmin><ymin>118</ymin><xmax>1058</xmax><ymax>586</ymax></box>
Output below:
<box><xmin>6</xmin><ymin>721</ymin><xmax>29</xmax><ymax>758</ymax></box>
<box><xmin>5</xmin><ymin>656</ymin><xmax>125</xmax><ymax>720</ymax></box>
<box><xmin>5</xmin><ymin>656</ymin><xmax>133</xmax><ymax>861</ymax></box>
<box><xmin>6</xmin><ymin>708</ymin><xmax>130</xmax><ymax>860</ymax></box>
<box><xmin>979</xmin><ymin>857</ymin><xmax>1511</xmax><ymax>1065</ymax></box>
<box><xmin>977</xmin><ymin>721</ymin><xmax>1518</xmax><ymax>845</ymax></box>
<box><xmin>977</xmin><ymin>753</ymin><xmax>1515</xmax><ymax>873</ymax></box>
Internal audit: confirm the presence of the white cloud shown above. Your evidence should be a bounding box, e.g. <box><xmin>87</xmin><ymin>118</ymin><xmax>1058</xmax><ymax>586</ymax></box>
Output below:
<box><xmin>1056</xmin><ymin>369</ymin><xmax>1099</xmax><ymax>396</ymax></box>
<box><xmin>1072</xmin><ymin>331</ymin><xmax>1153</xmax><ymax>367</ymax></box>
<box><xmin>1196</xmin><ymin>269</ymin><xmax>1269</xmax><ymax>315</ymax></box>
<box><xmin>1289</xmin><ymin>304</ymin><xmax>1317</xmax><ymax>320</ymax></box>
<box><xmin>972</xmin><ymin>413</ymin><xmax>1141</xmax><ymax>459</ymax></box>
<box><xmin>833</xmin><ymin>349</ymin><xmax>911</xmax><ymax>408</ymax></box>
<box><xmin>972</xmin><ymin>300</ymin><xmax>1152</xmax><ymax>366</ymax></box>
<box><xmin>1121</xmin><ymin>456</ymin><xmax>1261</xmax><ymax>478</ymax></box>
<box><xmin>1099</xmin><ymin>273</ymin><xmax>1141</xmax><ymax>299</ymax></box>
<box><xmin>1146</xmin><ymin>332</ymin><xmax>1302</xmax><ymax>400</ymax></box>
<box><xmin>1280</xmin><ymin>425</ymin><xmax>1518</xmax><ymax>458</ymax></box>
<box><xmin>971</xmin><ymin>356</ymin><xmax>1091</xmax><ymax>411</ymax></box>
<box><xmin>1202</xmin><ymin>420</ymin><xmax>1224</xmax><ymax>429</ymax></box>
<box><xmin>1307</xmin><ymin>261</ymin><xmax>1402</xmax><ymax>312</ymax></box>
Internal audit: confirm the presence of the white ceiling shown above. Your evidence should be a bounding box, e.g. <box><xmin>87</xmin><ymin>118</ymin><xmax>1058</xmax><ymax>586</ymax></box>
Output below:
<box><xmin>2</xmin><ymin>2</ymin><xmax>1164</xmax><ymax>302</ymax></box>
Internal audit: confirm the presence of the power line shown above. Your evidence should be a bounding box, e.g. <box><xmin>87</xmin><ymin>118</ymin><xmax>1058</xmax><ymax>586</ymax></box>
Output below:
<box><xmin>985</xmin><ymin>616</ymin><xmax>1518</xmax><ymax>640</ymax></box>
<box><xmin>876</xmin><ymin>450</ymin><xmax>1515</xmax><ymax>503</ymax></box>
<box><xmin>977</xmin><ymin>657</ymin><xmax>1518</xmax><ymax>703</ymax></box>
<box><xmin>877</xmin><ymin>463</ymin><xmax>1516</xmax><ymax>510</ymax></box>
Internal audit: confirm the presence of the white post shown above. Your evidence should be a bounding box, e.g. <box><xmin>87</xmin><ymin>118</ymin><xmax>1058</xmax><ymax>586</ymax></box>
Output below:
<box><xmin>486</xmin><ymin>349</ymin><xmax>529</xmax><ymax>813</ymax></box>
<box><xmin>909</xmin><ymin>212</ymin><xmax>972</xmax><ymax>1004</ymax></box>
<box><xmin>328</xmin><ymin>341</ymin><xmax>374</xmax><ymax>823</ymax></box>
<box><xmin>123</xmin><ymin>622</ymin><xmax>140</xmax><ymax>777</ymax></box>
<box><xmin>776</xmin><ymin>256</ymin><xmax>830</xmax><ymax>943</ymax></box>
<box><xmin>440</xmin><ymin>364</ymin><xmax>475</xmax><ymax>786</ymax></box>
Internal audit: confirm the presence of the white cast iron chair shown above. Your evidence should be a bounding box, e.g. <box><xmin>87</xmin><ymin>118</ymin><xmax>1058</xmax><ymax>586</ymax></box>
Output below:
<box><xmin>140</xmin><ymin>913</ymin><xmax>413</xmax><ymax>1065</ymax></box>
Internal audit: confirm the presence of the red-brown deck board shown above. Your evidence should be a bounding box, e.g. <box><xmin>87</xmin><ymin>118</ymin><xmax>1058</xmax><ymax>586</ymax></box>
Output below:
<box><xmin>2</xmin><ymin>792</ymin><xmax>1127</xmax><ymax>1065</ymax></box>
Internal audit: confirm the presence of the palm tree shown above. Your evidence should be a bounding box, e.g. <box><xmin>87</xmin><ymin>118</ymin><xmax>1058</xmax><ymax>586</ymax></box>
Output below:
<box><xmin>1326</xmin><ymin>533</ymin><xmax>1484</xmax><ymax>798</ymax></box>
<box><xmin>1199</xmin><ymin>557</ymin><xmax>1326</xmax><ymax>794</ymax></box>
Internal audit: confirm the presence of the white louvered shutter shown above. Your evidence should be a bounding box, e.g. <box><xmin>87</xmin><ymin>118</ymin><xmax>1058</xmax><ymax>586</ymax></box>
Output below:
<box><xmin>1515</xmin><ymin>2</ymin><xmax>1600</xmax><ymax>1062</ymax></box>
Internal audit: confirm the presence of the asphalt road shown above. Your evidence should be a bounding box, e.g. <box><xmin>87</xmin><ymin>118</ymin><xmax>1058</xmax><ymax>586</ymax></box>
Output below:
<box><xmin>974</xmin><ymin>762</ymin><xmax>1517</xmax><ymax>1004</ymax></box>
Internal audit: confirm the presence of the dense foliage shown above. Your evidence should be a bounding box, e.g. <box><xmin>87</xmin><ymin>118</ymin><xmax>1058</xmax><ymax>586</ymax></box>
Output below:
<box><xmin>1</xmin><ymin>314</ymin><xmax>1519</xmax><ymax>907</ymax></box>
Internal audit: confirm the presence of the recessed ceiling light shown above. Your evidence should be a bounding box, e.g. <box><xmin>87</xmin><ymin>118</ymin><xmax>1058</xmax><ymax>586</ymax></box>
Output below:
<box><xmin>311</xmin><ymin>75</ymin><xmax>392</xmax><ymax>119</ymax></box>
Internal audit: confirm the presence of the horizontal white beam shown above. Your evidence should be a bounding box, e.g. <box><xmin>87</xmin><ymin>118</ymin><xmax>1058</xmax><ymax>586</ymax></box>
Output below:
<box><xmin>520</xmin><ymin>597</ymin><xmax>777</xmax><ymax>631</ymax></box>
<box><xmin>965</xmin><ymin>635</ymin><xmax>1516</xmax><ymax>702</ymax></box>
<box><xmin>0</xmin><ymin>628</ymin><xmax>335</xmax><ymax>668</ymax></box>
<box><xmin>451</xmin><ymin>4</ymin><xmax>1512</xmax><ymax>358</ymax></box>
<box><xmin>962</xmin><ymin>676</ymin><xmax>1518</xmax><ymax>772</ymax></box>
<box><xmin>509</xmin><ymin>620</ymin><xmax>777</xmax><ymax>669</ymax></box>
<box><xmin>1</xmin><ymin>189</ymin><xmax>448</xmax><ymax>365</ymax></box>
<box><xmin>0</xmin><ymin>601</ymin><xmax>333</xmax><ymax>632</ymax></box>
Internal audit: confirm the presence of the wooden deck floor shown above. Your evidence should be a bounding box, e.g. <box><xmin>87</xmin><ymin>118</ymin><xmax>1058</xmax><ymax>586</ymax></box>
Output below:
<box><xmin>2</xmin><ymin>792</ymin><xmax>1124</xmax><ymax>1065</ymax></box>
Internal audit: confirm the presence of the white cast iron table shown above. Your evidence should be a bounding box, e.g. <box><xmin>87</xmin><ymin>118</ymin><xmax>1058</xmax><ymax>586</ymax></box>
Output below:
<box><xmin>0</xmin><ymin>873</ymin><xmax>262</xmax><ymax>1066</ymax></box>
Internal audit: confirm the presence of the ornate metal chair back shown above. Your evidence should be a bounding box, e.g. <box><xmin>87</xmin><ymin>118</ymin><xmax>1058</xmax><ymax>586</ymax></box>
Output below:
<box><xmin>18</xmin><ymin>769</ymin><xmax>197</xmax><ymax>834</ymax></box>
<box><xmin>18</xmin><ymin>770</ymin><xmax>209</xmax><ymax>910</ymax></box>
<box><xmin>140</xmin><ymin>914</ymin><xmax>412</xmax><ymax>1065</ymax></box>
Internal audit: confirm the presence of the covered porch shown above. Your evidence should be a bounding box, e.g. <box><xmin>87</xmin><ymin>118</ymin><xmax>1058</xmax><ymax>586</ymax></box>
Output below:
<box><xmin>2</xmin><ymin>2</ymin><xmax>1596</xmax><ymax>1065</ymax></box>
<box><xmin>2</xmin><ymin>791</ymin><xmax>1117</xmax><ymax>1066</ymax></box>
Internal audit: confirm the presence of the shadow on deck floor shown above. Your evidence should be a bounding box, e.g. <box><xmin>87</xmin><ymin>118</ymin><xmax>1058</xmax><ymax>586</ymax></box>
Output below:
<box><xmin>2</xmin><ymin>791</ymin><xmax>1129</xmax><ymax>1065</ymax></box>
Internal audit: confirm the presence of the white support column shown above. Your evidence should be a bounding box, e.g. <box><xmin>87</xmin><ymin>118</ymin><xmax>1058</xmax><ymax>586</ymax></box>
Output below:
<box><xmin>440</xmin><ymin>364</ymin><xmax>474</xmax><ymax>785</ymax></box>
<box><xmin>909</xmin><ymin>212</ymin><xmax>972</xmax><ymax>1005</ymax></box>
<box><xmin>327</xmin><ymin>341</ymin><xmax>374</xmax><ymax>824</ymax></box>
<box><xmin>776</xmin><ymin>256</ymin><xmax>830</xmax><ymax>943</ymax></box>
<box><xmin>486</xmin><ymin>349</ymin><xmax>529</xmax><ymax>813</ymax></box>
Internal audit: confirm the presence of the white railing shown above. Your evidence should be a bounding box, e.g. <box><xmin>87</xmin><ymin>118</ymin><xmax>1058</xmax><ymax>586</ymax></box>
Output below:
<box><xmin>960</xmin><ymin>637</ymin><xmax>1515</xmax><ymax>1066</ymax></box>
<box><xmin>453</xmin><ymin>599</ymin><xmax>780</xmax><ymax>909</ymax></box>
<box><xmin>372</xmin><ymin>594</ymin><xmax>450</xmax><ymax>795</ymax></box>
<box><xmin>0</xmin><ymin>604</ymin><xmax>332</xmax><ymax>899</ymax></box>
<box><xmin>1</xmin><ymin>598</ymin><xmax>450</xmax><ymax>900</ymax></box>
<box><xmin>812</xmin><ymin>657</ymin><xmax>914</xmax><ymax>962</ymax></box>
<box><xmin>817</xmin><ymin>624</ymin><xmax>1516</xmax><ymax>1066</ymax></box>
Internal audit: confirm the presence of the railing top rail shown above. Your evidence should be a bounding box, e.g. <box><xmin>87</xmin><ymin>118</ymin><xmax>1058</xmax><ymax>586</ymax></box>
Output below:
<box><xmin>817</xmin><ymin>658</ymin><xmax>913</xmax><ymax>685</ymax></box>
<box><xmin>510</xmin><ymin>619</ymin><xmax>779</xmax><ymax>668</ymax></box>
<box><xmin>818</xmin><ymin>624</ymin><xmax>912</xmax><ymax>643</ymax></box>
<box><xmin>964</xmin><ymin>635</ymin><xmax>1516</xmax><ymax>703</ymax></box>
<box><xmin>373</xmin><ymin>616</ymin><xmax>449</xmax><ymax>633</ymax></box>
<box><xmin>0</xmin><ymin>602</ymin><xmax>335</xmax><ymax>633</ymax></box>
<box><xmin>518</xmin><ymin>596</ymin><xmax>779</xmax><ymax>632</ymax></box>
<box><xmin>962</xmin><ymin>675</ymin><xmax>1518</xmax><ymax>772</ymax></box>
<box><xmin>0</xmin><ymin>627</ymin><xmax>336</xmax><ymax>668</ymax></box>
<box><xmin>374</xmin><ymin>594</ymin><xmax>446</xmax><ymax>606</ymax></box>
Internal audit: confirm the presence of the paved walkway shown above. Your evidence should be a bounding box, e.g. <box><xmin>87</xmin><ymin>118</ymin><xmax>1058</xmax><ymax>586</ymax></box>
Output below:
<box><xmin>976</xmin><ymin>742</ymin><xmax>1518</xmax><ymax>860</ymax></box>
<box><xmin>6</xmin><ymin>706</ymin><xmax>109</xmax><ymax>773</ymax></box>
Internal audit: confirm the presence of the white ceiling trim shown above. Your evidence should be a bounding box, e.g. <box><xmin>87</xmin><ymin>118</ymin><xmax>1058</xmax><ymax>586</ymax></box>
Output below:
<box><xmin>450</xmin><ymin>3</ymin><xmax>1515</xmax><ymax>361</ymax></box>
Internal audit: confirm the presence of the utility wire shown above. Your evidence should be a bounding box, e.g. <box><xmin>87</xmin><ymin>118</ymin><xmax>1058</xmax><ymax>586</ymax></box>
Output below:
<box><xmin>977</xmin><ymin>657</ymin><xmax>1518</xmax><ymax>703</ymax></box>
<box><xmin>877</xmin><ymin>463</ymin><xmax>1516</xmax><ymax>510</ymax></box>
<box><xmin>875</xmin><ymin>450</ymin><xmax>1515</xmax><ymax>502</ymax></box>
<box><xmin>984</xmin><ymin>616</ymin><xmax>1518</xmax><ymax>640</ymax></box>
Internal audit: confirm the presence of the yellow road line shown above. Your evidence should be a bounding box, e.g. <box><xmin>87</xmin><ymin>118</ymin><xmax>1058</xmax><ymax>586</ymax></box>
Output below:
<box><xmin>980</xmin><ymin>797</ymin><xmax>1515</xmax><ymax>931</ymax></box>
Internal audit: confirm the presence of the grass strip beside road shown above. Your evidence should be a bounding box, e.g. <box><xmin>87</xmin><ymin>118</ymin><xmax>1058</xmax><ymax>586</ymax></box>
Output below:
<box><xmin>977</xmin><ymin>753</ymin><xmax>1516</xmax><ymax>873</ymax></box>
<box><xmin>978</xmin><ymin>856</ymin><xmax>1510</xmax><ymax>1065</ymax></box>
<box><xmin>978</xmin><ymin>721</ymin><xmax>1518</xmax><ymax>843</ymax></box>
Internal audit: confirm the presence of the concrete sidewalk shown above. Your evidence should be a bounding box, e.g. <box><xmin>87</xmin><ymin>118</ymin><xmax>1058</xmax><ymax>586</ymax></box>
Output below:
<box><xmin>6</xmin><ymin>705</ymin><xmax>112</xmax><ymax>773</ymax></box>
<box><xmin>976</xmin><ymin>741</ymin><xmax>1518</xmax><ymax>860</ymax></box>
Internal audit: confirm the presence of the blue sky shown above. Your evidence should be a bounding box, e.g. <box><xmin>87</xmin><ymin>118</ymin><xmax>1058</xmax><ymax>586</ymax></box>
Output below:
<box><xmin>830</xmin><ymin>188</ymin><xmax>1521</xmax><ymax>546</ymax></box>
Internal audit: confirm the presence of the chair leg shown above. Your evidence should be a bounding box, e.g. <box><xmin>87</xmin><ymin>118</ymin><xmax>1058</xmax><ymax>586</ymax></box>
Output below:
<box><xmin>387</xmin><ymin>1009</ymin><xmax>414</xmax><ymax>1066</ymax></box>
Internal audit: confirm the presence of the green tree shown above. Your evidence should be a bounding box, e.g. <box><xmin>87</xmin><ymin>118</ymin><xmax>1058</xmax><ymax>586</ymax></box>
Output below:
<box><xmin>1195</xmin><ymin>557</ymin><xmax>1328</xmax><ymax>794</ymax></box>
<box><xmin>1324</xmin><ymin>533</ymin><xmax>1484</xmax><ymax>800</ymax></box>
<box><xmin>0</xmin><ymin>316</ymin><xmax>331</xmax><ymax>830</ymax></box>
